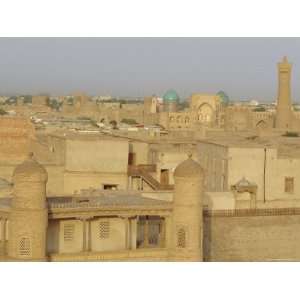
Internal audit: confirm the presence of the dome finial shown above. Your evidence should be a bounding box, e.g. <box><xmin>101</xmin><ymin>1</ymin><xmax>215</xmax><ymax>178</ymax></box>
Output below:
<box><xmin>187</xmin><ymin>151</ymin><xmax>193</xmax><ymax>159</ymax></box>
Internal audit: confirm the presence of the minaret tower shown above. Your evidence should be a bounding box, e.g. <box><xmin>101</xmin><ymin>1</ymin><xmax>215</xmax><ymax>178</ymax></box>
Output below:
<box><xmin>8</xmin><ymin>153</ymin><xmax>48</xmax><ymax>261</ymax></box>
<box><xmin>170</xmin><ymin>154</ymin><xmax>204</xmax><ymax>261</ymax></box>
<box><xmin>276</xmin><ymin>56</ymin><xmax>292</xmax><ymax>129</ymax></box>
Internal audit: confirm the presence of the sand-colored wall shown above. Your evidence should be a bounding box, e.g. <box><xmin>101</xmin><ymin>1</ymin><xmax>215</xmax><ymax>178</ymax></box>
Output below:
<box><xmin>90</xmin><ymin>218</ymin><xmax>126</xmax><ymax>252</ymax></box>
<box><xmin>58</xmin><ymin>220</ymin><xmax>83</xmax><ymax>254</ymax></box>
<box><xmin>47</xmin><ymin>217</ymin><xmax>135</xmax><ymax>255</ymax></box>
<box><xmin>129</xmin><ymin>141</ymin><xmax>149</xmax><ymax>165</ymax></box>
<box><xmin>204</xmin><ymin>192</ymin><xmax>235</xmax><ymax>210</ymax></box>
<box><xmin>204</xmin><ymin>213</ymin><xmax>300</xmax><ymax>261</ymax></box>
<box><xmin>65</xmin><ymin>139</ymin><xmax>129</xmax><ymax>173</ymax></box>
<box><xmin>228</xmin><ymin>147</ymin><xmax>300</xmax><ymax>202</ymax></box>
<box><xmin>265</xmin><ymin>149</ymin><xmax>300</xmax><ymax>201</ymax></box>
<box><xmin>63</xmin><ymin>172</ymin><xmax>128</xmax><ymax>194</ymax></box>
<box><xmin>199</xmin><ymin>143</ymin><xmax>300</xmax><ymax>202</ymax></box>
<box><xmin>45</xmin><ymin>166</ymin><xmax>65</xmax><ymax>196</ymax></box>
<box><xmin>47</xmin><ymin>220</ymin><xmax>60</xmax><ymax>254</ymax></box>
<box><xmin>197</xmin><ymin>142</ymin><xmax>228</xmax><ymax>192</ymax></box>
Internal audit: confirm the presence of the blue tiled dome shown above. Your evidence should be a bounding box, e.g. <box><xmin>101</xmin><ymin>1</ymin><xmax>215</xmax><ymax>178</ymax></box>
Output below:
<box><xmin>163</xmin><ymin>90</ymin><xmax>180</xmax><ymax>103</ymax></box>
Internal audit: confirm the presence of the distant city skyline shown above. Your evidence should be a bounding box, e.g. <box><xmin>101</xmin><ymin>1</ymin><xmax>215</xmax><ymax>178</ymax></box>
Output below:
<box><xmin>1</xmin><ymin>38</ymin><xmax>300</xmax><ymax>101</ymax></box>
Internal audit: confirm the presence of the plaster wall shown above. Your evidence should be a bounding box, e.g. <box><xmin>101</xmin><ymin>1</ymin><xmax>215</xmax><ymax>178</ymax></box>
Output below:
<box><xmin>59</xmin><ymin>219</ymin><xmax>83</xmax><ymax>254</ymax></box>
<box><xmin>90</xmin><ymin>218</ymin><xmax>126</xmax><ymax>252</ymax></box>
<box><xmin>197</xmin><ymin>142</ymin><xmax>228</xmax><ymax>192</ymax></box>
<box><xmin>65</xmin><ymin>139</ymin><xmax>129</xmax><ymax>173</ymax></box>
<box><xmin>129</xmin><ymin>141</ymin><xmax>149</xmax><ymax>165</ymax></box>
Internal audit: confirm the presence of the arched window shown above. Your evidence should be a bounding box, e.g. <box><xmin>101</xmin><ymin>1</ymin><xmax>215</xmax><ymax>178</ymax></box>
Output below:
<box><xmin>19</xmin><ymin>237</ymin><xmax>31</xmax><ymax>257</ymax></box>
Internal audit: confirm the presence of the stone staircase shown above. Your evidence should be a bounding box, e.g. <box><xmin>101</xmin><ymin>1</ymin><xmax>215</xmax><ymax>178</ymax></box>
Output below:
<box><xmin>128</xmin><ymin>165</ymin><xmax>174</xmax><ymax>191</ymax></box>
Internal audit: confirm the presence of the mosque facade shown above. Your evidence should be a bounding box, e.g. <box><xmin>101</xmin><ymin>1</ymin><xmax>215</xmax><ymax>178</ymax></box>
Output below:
<box><xmin>154</xmin><ymin>57</ymin><xmax>300</xmax><ymax>133</ymax></box>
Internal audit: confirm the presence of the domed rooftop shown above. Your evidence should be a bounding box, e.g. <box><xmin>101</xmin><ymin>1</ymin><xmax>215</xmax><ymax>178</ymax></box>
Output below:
<box><xmin>174</xmin><ymin>155</ymin><xmax>204</xmax><ymax>178</ymax></box>
<box><xmin>13</xmin><ymin>152</ymin><xmax>48</xmax><ymax>183</ymax></box>
<box><xmin>163</xmin><ymin>90</ymin><xmax>180</xmax><ymax>103</ymax></box>
<box><xmin>217</xmin><ymin>91</ymin><xmax>230</xmax><ymax>105</ymax></box>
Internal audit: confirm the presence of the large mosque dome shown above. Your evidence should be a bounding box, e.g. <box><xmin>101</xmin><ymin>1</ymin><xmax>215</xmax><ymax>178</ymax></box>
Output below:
<box><xmin>163</xmin><ymin>90</ymin><xmax>180</xmax><ymax>103</ymax></box>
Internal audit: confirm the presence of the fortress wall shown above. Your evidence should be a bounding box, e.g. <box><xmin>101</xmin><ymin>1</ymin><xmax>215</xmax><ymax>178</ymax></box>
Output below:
<box><xmin>203</xmin><ymin>210</ymin><xmax>300</xmax><ymax>261</ymax></box>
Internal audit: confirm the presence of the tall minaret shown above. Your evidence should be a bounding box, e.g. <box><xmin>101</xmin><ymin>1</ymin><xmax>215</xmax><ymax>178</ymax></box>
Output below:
<box><xmin>170</xmin><ymin>154</ymin><xmax>204</xmax><ymax>261</ymax></box>
<box><xmin>8</xmin><ymin>153</ymin><xmax>48</xmax><ymax>261</ymax></box>
<box><xmin>276</xmin><ymin>56</ymin><xmax>292</xmax><ymax>129</ymax></box>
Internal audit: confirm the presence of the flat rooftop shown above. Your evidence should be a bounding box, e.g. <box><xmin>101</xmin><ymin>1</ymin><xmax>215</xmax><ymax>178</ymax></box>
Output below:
<box><xmin>0</xmin><ymin>191</ymin><xmax>171</xmax><ymax>211</ymax></box>
<box><xmin>48</xmin><ymin>131</ymin><xmax>129</xmax><ymax>142</ymax></box>
<box><xmin>198</xmin><ymin>135</ymin><xmax>300</xmax><ymax>158</ymax></box>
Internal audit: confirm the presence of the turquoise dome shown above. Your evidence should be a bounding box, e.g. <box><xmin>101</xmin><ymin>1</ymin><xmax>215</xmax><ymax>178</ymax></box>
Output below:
<box><xmin>163</xmin><ymin>90</ymin><xmax>180</xmax><ymax>103</ymax></box>
<box><xmin>217</xmin><ymin>91</ymin><xmax>230</xmax><ymax>105</ymax></box>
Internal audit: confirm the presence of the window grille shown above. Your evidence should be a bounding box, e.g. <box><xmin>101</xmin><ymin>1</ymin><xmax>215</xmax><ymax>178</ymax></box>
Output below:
<box><xmin>99</xmin><ymin>221</ymin><xmax>110</xmax><ymax>239</ymax></box>
<box><xmin>64</xmin><ymin>223</ymin><xmax>75</xmax><ymax>241</ymax></box>
<box><xmin>177</xmin><ymin>227</ymin><xmax>186</xmax><ymax>248</ymax></box>
<box><xmin>19</xmin><ymin>237</ymin><xmax>31</xmax><ymax>257</ymax></box>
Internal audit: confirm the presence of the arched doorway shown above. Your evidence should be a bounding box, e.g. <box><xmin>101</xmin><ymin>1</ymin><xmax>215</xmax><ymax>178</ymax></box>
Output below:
<box><xmin>197</xmin><ymin>103</ymin><xmax>214</xmax><ymax>124</ymax></box>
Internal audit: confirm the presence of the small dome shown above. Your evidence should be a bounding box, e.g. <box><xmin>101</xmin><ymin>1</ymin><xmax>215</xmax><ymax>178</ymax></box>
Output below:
<box><xmin>233</xmin><ymin>177</ymin><xmax>256</xmax><ymax>188</ymax></box>
<box><xmin>163</xmin><ymin>90</ymin><xmax>180</xmax><ymax>103</ymax></box>
<box><xmin>174</xmin><ymin>156</ymin><xmax>204</xmax><ymax>178</ymax></box>
<box><xmin>13</xmin><ymin>153</ymin><xmax>48</xmax><ymax>183</ymax></box>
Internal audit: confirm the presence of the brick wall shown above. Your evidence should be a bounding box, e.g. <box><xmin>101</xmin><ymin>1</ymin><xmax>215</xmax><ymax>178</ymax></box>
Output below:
<box><xmin>204</xmin><ymin>208</ymin><xmax>300</xmax><ymax>261</ymax></box>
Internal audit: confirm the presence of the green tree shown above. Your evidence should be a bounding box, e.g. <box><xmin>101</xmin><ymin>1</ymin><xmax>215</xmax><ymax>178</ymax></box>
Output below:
<box><xmin>0</xmin><ymin>108</ymin><xmax>8</xmax><ymax>115</ymax></box>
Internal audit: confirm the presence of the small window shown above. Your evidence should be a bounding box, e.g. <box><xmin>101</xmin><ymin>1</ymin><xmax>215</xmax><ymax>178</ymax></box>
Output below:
<box><xmin>285</xmin><ymin>177</ymin><xmax>294</xmax><ymax>193</ymax></box>
<box><xmin>103</xmin><ymin>184</ymin><xmax>118</xmax><ymax>190</ymax></box>
<box><xmin>99</xmin><ymin>221</ymin><xmax>110</xmax><ymax>239</ymax></box>
<box><xmin>19</xmin><ymin>237</ymin><xmax>31</xmax><ymax>257</ymax></box>
<box><xmin>64</xmin><ymin>223</ymin><xmax>75</xmax><ymax>241</ymax></box>
<box><xmin>177</xmin><ymin>227</ymin><xmax>186</xmax><ymax>248</ymax></box>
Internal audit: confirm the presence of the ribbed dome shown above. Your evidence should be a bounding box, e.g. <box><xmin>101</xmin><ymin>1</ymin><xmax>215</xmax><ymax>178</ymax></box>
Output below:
<box><xmin>174</xmin><ymin>156</ymin><xmax>203</xmax><ymax>178</ymax></box>
<box><xmin>13</xmin><ymin>153</ymin><xmax>48</xmax><ymax>183</ymax></box>
<box><xmin>163</xmin><ymin>90</ymin><xmax>180</xmax><ymax>103</ymax></box>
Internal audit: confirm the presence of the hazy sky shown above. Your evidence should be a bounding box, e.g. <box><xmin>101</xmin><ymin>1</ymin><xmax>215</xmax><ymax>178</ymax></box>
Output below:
<box><xmin>0</xmin><ymin>38</ymin><xmax>300</xmax><ymax>101</ymax></box>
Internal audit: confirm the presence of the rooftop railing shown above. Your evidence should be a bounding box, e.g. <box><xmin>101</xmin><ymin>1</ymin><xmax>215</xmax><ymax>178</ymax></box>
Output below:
<box><xmin>203</xmin><ymin>207</ymin><xmax>300</xmax><ymax>217</ymax></box>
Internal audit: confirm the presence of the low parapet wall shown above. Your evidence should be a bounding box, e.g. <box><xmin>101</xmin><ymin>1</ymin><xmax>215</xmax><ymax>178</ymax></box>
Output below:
<box><xmin>50</xmin><ymin>248</ymin><xmax>169</xmax><ymax>262</ymax></box>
